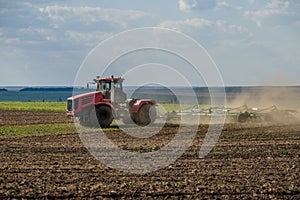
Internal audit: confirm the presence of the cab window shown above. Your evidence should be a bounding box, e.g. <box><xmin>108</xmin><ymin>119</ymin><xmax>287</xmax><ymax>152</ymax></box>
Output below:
<box><xmin>114</xmin><ymin>81</ymin><xmax>122</xmax><ymax>89</ymax></box>
<box><xmin>103</xmin><ymin>82</ymin><xmax>111</xmax><ymax>90</ymax></box>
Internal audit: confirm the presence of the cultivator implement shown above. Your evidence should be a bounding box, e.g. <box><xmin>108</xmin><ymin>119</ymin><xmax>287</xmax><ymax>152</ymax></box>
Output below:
<box><xmin>166</xmin><ymin>104</ymin><xmax>300</xmax><ymax>123</ymax></box>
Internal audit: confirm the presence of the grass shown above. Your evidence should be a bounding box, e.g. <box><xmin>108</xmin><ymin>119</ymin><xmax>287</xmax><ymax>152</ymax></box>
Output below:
<box><xmin>0</xmin><ymin>102</ymin><xmax>204</xmax><ymax>113</ymax></box>
<box><xmin>0</xmin><ymin>102</ymin><xmax>67</xmax><ymax>112</ymax></box>
<box><xmin>0</xmin><ymin>123</ymin><xmax>76</xmax><ymax>138</ymax></box>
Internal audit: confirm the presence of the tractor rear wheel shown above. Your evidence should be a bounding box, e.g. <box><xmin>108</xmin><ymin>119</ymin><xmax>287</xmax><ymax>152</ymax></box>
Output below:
<box><xmin>134</xmin><ymin>104</ymin><xmax>156</xmax><ymax>126</ymax></box>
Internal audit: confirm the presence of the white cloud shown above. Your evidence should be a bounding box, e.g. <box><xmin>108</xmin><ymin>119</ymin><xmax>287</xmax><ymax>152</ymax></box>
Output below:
<box><xmin>215</xmin><ymin>20</ymin><xmax>249</xmax><ymax>34</ymax></box>
<box><xmin>243</xmin><ymin>0</ymin><xmax>296</xmax><ymax>27</ymax></box>
<box><xmin>158</xmin><ymin>18</ymin><xmax>250</xmax><ymax>38</ymax></box>
<box><xmin>39</xmin><ymin>6</ymin><xmax>68</xmax><ymax>21</ymax></box>
<box><xmin>178</xmin><ymin>0</ymin><xmax>216</xmax><ymax>11</ymax></box>
<box><xmin>20</xmin><ymin>27</ymin><xmax>58</xmax><ymax>42</ymax></box>
<box><xmin>267</xmin><ymin>0</ymin><xmax>290</xmax><ymax>9</ymax></box>
<box><xmin>38</xmin><ymin>5</ymin><xmax>152</xmax><ymax>29</ymax></box>
<box><xmin>0</xmin><ymin>4</ymin><xmax>155</xmax><ymax>50</ymax></box>
<box><xmin>178</xmin><ymin>0</ymin><xmax>198</xmax><ymax>11</ymax></box>
<box><xmin>244</xmin><ymin>9</ymin><xmax>287</xmax><ymax>17</ymax></box>
<box><xmin>158</xmin><ymin>18</ymin><xmax>212</xmax><ymax>32</ymax></box>
<box><xmin>214</xmin><ymin>1</ymin><xmax>242</xmax><ymax>11</ymax></box>
<box><xmin>34</xmin><ymin>5</ymin><xmax>155</xmax><ymax>48</ymax></box>
<box><xmin>65</xmin><ymin>31</ymin><xmax>113</xmax><ymax>46</ymax></box>
<box><xmin>2</xmin><ymin>38</ymin><xmax>21</xmax><ymax>44</ymax></box>
<box><xmin>244</xmin><ymin>9</ymin><xmax>289</xmax><ymax>27</ymax></box>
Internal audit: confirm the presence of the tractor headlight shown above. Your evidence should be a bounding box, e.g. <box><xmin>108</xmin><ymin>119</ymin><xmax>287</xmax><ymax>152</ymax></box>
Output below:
<box><xmin>67</xmin><ymin>99</ymin><xmax>79</xmax><ymax>111</ymax></box>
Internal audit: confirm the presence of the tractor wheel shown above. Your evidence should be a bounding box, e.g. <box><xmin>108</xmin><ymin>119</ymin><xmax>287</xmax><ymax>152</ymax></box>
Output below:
<box><xmin>95</xmin><ymin>106</ymin><xmax>113</xmax><ymax>128</ymax></box>
<box><xmin>134</xmin><ymin>104</ymin><xmax>156</xmax><ymax>126</ymax></box>
<box><xmin>238</xmin><ymin>113</ymin><xmax>249</xmax><ymax>123</ymax></box>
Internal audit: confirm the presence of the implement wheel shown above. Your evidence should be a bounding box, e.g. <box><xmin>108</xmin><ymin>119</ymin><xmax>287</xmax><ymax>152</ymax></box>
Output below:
<box><xmin>238</xmin><ymin>113</ymin><xmax>249</xmax><ymax>123</ymax></box>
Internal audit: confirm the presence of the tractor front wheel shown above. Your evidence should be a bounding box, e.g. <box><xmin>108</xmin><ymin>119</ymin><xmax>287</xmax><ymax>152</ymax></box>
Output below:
<box><xmin>79</xmin><ymin>106</ymin><xmax>113</xmax><ymax>128</ymax></box>
<box><xmin>95</xmin><ymin>106</ymin><xmax>113</xmax><ymax>128</ymax></box>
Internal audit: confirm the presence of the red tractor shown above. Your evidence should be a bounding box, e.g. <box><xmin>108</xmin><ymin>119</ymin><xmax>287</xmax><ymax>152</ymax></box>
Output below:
<box><xmin>66</xmin><ymin>76</ymin><xmax>157</xmax><ymax>127</ymax></box>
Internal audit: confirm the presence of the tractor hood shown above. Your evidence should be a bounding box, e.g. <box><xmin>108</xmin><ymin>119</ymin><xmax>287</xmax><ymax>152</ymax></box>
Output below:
<box><xmin>66</xmin><ymin>91</ymin><xmax>104</xmax><ymax>114</ymax></box>
<box><xmin>67</xmin><ymin>91</ymin><xmax>101</xmax><ymax>101</ymax></box>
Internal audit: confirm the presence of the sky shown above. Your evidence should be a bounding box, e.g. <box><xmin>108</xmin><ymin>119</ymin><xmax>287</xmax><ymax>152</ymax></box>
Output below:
<box><xmin>0</xmin><ymin>0</ymin><xmax>299</xmax><ymax>86</ymax></box>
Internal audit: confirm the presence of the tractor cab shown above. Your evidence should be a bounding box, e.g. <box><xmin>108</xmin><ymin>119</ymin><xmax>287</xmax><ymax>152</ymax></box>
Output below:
<box><xmin>94</xmin><ymin>76</ymin><xmax>126</xmax><ymax>103</ymax></box>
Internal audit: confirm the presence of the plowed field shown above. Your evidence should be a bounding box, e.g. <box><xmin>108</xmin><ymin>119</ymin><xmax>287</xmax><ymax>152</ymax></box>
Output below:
<box><xmin>0</xmin><ymin>110</ymin><xmax>299</xmax><ymax>199</ymax></box>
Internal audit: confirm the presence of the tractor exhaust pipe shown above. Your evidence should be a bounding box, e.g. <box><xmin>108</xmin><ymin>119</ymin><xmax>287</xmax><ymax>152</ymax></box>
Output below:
<box><xmin>111</xmin><ymin>76</ymin><xmax>114</xmax><ymax>103</ymax></box>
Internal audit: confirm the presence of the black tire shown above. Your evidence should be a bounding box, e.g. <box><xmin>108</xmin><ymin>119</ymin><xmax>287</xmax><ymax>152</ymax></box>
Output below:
<box><xmin>78</xmin><ymin>106</ymin><xmax>113</xmax><ymax>127</ymax></box>
<box><xmin>134</xmin><ymin>104</ymin><xmax>156</xmax><ymax>126</ymax></box>
<box><xmin>95</xmin><ymin>106</ymin><xmax>113</xmax><ymax>128</ymax></box>
<box><xmin>238</xmin><ymin>113</ymin><xmax>249</xmax><ymax>123</ymax></box>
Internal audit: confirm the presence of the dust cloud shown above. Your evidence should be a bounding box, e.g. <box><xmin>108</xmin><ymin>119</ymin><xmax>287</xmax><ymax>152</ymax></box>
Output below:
<box><xmin>227</xmin><ymin>86</ymin><xmax>300</xmax><ymax>124</ymax></box>
<box><xmin>228</xmin><ymin>87</ymin><xmax>300</xmax><ymax>111</ymax></box>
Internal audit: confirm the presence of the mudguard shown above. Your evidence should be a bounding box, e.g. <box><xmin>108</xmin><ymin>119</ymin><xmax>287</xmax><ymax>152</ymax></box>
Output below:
<box><xmin>130</xmin><ymin>99</ymin><xmax>156</xmax><ymax>113</ymax></box>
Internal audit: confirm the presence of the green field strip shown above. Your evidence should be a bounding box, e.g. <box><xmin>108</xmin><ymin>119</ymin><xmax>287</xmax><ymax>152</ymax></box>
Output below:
<box><xmin>0</xmin><ymin>123</ymin><xmax>76</xmax><ymax>138</ymax></box>
<box><xmin>0</xmin><ymin>102</ymin><xmax>67</xmax><ymax>112</ymax></box>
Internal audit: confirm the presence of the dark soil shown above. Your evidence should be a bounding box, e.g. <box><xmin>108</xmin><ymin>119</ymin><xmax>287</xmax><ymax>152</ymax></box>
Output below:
<box><xmin>0</xmin><ymin>110</ymin><xmax>299</xmax><ymax>199</ymax></box>
<box><xmin>0</xmin><ymin>110</ymin><xmax>72</xmax><ymax>126</ymax></box>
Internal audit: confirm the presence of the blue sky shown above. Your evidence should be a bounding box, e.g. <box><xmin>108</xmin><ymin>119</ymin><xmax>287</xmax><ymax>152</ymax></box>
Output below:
<box><xmin>0</xmin><ymin>0</ymin><xmax>299</xmax><ymax>86</ymax></box>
